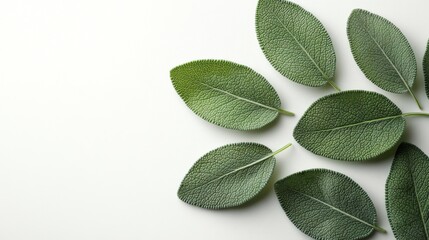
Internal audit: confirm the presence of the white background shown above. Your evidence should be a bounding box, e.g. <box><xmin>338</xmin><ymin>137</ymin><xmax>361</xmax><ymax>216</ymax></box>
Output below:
<box><xmin>0</xmin><ymin>0</ymin><xmax>428</xmax><ymax>239</ymax></box>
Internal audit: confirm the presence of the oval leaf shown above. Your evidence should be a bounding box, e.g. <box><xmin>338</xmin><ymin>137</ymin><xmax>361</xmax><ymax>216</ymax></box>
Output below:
<box><xmin>347</xmin><ymin>9</ymin><xmax>421</xmax><ymax>109</ymax></box>
<box><xmin>275</xmin><ymin>169</ymin><xmax>385</xmax><ymax>240</ymax></box>
<box><xmin>170</xmin><ymin>60</ymin><xmax>293</xmax><ymax>131</ymax></box>
<box><xmin>293</xmin><ymin>90</ymin><xmax>405</xmax><ymax>161</ymax></box>
<box><xmin>424</xmin><ymin>40</ymin><xmax>429</xmax><ymax>100</ymax></box>
<box><xmin>386</xmin><ymin>143</ymin><xmax>429</xmax><ymax>239</ymax></box>
<box><xmin>256</xmin><ymin>0</ymin><xmax>338</xmax><ymax>89</ymax></box>
<box><xmin>178</xmin><ymin>142</ymin><xmax>291</xmax><ymax>209</ymax></box>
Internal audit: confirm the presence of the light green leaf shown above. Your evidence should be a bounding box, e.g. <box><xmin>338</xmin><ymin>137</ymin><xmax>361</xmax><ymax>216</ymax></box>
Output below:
<box><xmin>256</xmin><ymin>0</ymin><xmax>338</xmax><ymax>90</ymax></box>
<box><xmin>170</xmin><ymin>60</ymin><xmax>293</xmax><ymax>131</ymax></box>
<box><xmin>424</xmin><ymin>40</ymin><xmax>429</xmax><ymax>100</ymax></box>
<box><xmin>347</xmin><ymin>9</ymin><xmax>421</xmax><ymax>109</ymax></box>
<box><xmin>386</xmin><ymin>142</ymin><xmax>429</xmax><ymax>239</ymax></box>
<box><xmin>293</xmin><ymin>90</ymin><xmax>406</xmax><ymax>161</ymax></box>
<box><xmin>275</xmin><ymin>169</ymin><xmax>386</xmax><ymax>240</ymax></box>
<box><xmin>178</xmin><ymin>142</ymin><xmax>291</xmax><ymax>209</ymax></box>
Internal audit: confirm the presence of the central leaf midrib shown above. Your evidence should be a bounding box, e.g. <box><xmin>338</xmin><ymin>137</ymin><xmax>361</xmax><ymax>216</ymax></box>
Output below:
<box><xmin>180</xmin><ymin>152</ymin><xmax>275</xmax><ymax>194</ymax></box>
<box><xmin>200</xmin><ymin>82</ymin><xmax>279</xmax><ymax>113</ymax></box>
<box><xmin>406</xmin><ymin>160</ymin><xmax>429</xmax><ymax>239</ymax></box>
<box><xmin>288</xmin><ymin>188</ymin><xmax>378</xmax><ymax>230</ymax></box>
<box><xmin>300</xmin><ymin>114</ymin><xmax>403</xmax><ymax>134</ymax></box>
<box><xmin>274</xmin><ymin>15</ymin><xmax>330</xmax><ymax>80</ymax></box>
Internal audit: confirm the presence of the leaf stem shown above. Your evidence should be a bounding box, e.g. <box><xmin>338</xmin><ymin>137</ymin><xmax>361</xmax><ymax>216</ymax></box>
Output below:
<box><xmin>402</xmin><ymin>112</ymin><xmax>429</xmax><ymax>118</ymax></box>
<box><xmin>407</xmin><ymin>90</ymin><xmax>423</xmax><ymax>110</ymax></box>
<box><xmin>373</xmin><ymin>225</ymin><xmax>387</xmax><ymax>234</ymax></box>
<box><xmin>272</xmin><ymin>143</ymin><xmax>292</xmax><ymax>157</ymax></box>
<box><xmin>277</xmin><ymin>108</ymin><xmax>295</xmax><ymax>116</ymax></box>
<box><xmin>327</xmin><ymin>80</ymin><xmax>341</xmax><ymax>92</ymax></box>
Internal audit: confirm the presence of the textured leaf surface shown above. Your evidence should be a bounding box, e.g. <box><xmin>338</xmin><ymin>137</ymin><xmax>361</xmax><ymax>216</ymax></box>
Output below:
<box><xmin>256</xmin><ymin>0</ymin><xmax>337</xmax><ymax>89</ymax></box>
<box><xmin>293</xmin><ymin>90</ymin><xmax>405</xmax><ymax>161</ymax></box>
<box><xmin>424</xmin><ymin>40</ymin><xmax>429</xmax><ymax>100</ymax></box>
<box><xmin>170</xmin><ymin>60</ymin><xmax>292</xmax><ymax>131</ymax></box>
<box><xmin>178</xmin><ymin>143</ymin><xmax>290</xmax><ymax>209</ymax></box>
<box><xmin>275</xmin><ymin>169</ymin><xmax>383</xmax><ymax>240</ymax></box>
<box><xmin>386</xmin><ymin>143</ymin><xmax>429</xmax><ymax>239</ymax></box>
<box><xmin>347</xmin><ymin>9</ymin><xmax>420</xmax><ymax>108</ymax></box>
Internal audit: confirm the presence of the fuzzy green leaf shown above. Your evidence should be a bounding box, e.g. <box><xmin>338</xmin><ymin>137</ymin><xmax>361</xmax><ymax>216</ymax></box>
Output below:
<box><xmin>424</xmin><ymin>40</ymin><xmax>429</xmax><ymax>100</ymax></box>
<box><xmin>170</xmin><ymin>60</ymin><xmax>293</xmax><ymax>131</ymax></box>
<box><xmin>275</xmin><ymin>169</ymin><xmax>385</xmax><ymax>240</ymax></box>
<box><xmin>178</xmin><ymin>142</ymin><xmax>291</xmax><ymax>209</ymax></box>
<box><xmin>256</xmin><ymin>0</ymin><xmax>338</xmax><ymax>90</ymax></box>
<box><xmin>293</xmin><ymin>90</ymin><xmax>405</xmax><ymax>161</ymax></box>
<box><xmin>386</xmin><ymin>143</ymin><xmax>429</xmax><ymax>239</ymax></box>
<box><xmin>347</xmin><ymin>9</ymin><xmax>421</xmax><ymax>109</ymax></box>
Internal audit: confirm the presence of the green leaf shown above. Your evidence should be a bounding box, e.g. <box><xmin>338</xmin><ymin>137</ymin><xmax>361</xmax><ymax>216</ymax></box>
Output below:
<box><xmin>178</xmin><ymin>142</ymin><xmax>291</xmax><ymax>209</ymax></box>
<box><xmin>170</xmin><ymin>60</ymin><xmax>293</xmax><ymax>131</ymax></box>
<box><xmin>386</xmin><ymin>142</ymin><xmax>429</xmax><ymax>239</ymax></box>
<box><xmin>256</xmin><ymin>0</ymin><xmax>338</xmax><ymax>90</ymax></box>
<box><xmin>347</xmin><ymin>9</ymin><xmax>421</xmax><ymax>109</ymax></box>
<box><xmin>275</xmin><ymin>169</ymin><xmax>386</xmax><ymax>240</ymax></box>
<box><xmin>424</xmin><ymin>40</ymin><xmax>429</xmax><ymax>100</ymax></box>
<box><xmin>293</xmin><ymin>90</ymin><xmax>406</xmax><ymax>161</ymax></box>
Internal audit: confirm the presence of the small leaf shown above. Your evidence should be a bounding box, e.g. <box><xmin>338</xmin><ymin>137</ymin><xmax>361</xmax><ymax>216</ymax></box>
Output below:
<box><xmin>347</xmin><ymin>9</ymin><xmax>421</xmax><ymax>109</ymax></box>
<box><xmin>170</xmin><ymin>60</ymin><xmax>293</xmax><ymax>131</ymax></box>
<box><xmin>178</xmin><ymin>142</ymin><xmax>291</xmax><ymax>209</ymax></box>
<box><xmin>293</xmin><ymin>90</ymin><xmax>405</xmax><ymax>161</ymax></box>
<box><xmin>256</xmin><ymin>0</ymin><xmax>338</xmax><ymax>90</ymax></box>
<box><xmin>275</xmin><ymin>169</ymin><xmax>386</xmax><ymax>240</ymax></box>
<box><xmin>386</xmin><ymin>142</ymin><xmax>429</xmax><ymax>239</ymax></box>
<box><xmin>424</xmin><ymin>40</ymin><xmax>429</xmax><ymax>100</ymax></box>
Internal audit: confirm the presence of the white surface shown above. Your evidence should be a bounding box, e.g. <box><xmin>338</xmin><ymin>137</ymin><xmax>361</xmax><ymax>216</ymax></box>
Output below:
<box><xmin>0</xmin><ymin>0</ymin><xmax>428</xmax><ymax>239</ymax></box>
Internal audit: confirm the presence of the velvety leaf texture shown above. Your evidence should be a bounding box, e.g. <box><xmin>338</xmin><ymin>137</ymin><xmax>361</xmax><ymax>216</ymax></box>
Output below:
<box><xmin>386</xmin><ymin>143</ymin><xmax>429</xmax><ymax>239</ymax></box>
<box><xmin>424</xmin><ymin>40</ymin><xmax>429</xmax><ymax>100</ymax></box>
<box><xmin>347</xmin><ymin>9</ymin><xmax>420</xmax><ymax>108</ymax></box>
<box><xmin>178</xmin><ymin>142</ymin><xmax>283</xmax><ymax>209</ymax></box>
<box><xmin>170</xmin><ymin>60</ymin><xmax>291</xmax><ymax>131</ymax></box>
<box><xmin>275</xmin><ymin>169</ymin><xmax>383</xmax><ymax>240</ymax></box>
<box><xmin>293</xmin><ymin>90</ymin><xmax>405</xmax><ymax>161</ymax></box>
<box><xmin>256</xmin><ymin>0</ymin><xmax>337</xmax><ymax>89</ymax></box>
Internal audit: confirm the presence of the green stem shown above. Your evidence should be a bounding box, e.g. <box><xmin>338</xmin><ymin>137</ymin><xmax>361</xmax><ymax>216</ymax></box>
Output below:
<box><xmin>272</xmin><ymin>143</ymin><xmax>292</xmax><ymax>156</ymax></box>
<box><xmin>327</xmin><ymin>80</ymin><xmax>341</xmax><ymax>92</ymax></box>
<box><xmin>408</xmin><ymin>89</ymin><xmax>423</xmax><ymax>110</ymax></box>
<box><xmin>402</xmin><ymin>112</ymin><xmax>429</xmax><ymax>118</ymax></box>
<box><xmin>277</xmin><ymin>108</ymin><xmax>295</xmax><ymax>116</ymax></box>
<box><xmin>373</xmin><ymin>225</ymin><xmax>387</xmax><ymax>234</ymax></box>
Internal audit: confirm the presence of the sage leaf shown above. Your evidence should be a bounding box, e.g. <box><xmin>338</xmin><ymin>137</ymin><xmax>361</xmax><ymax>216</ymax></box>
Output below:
<box><xmin>170</xmin><ymin>60</ymin><xmax>294</xmax><ymax>131</ymax></box>
<box><xmin>293</xmin><ymin>90</ymin><xmax>406</xmax><ymax>161</ymax></box>
<box><xmin>347</xmin><ymin>9</ymin><xmax>421</xmax><ymax>109</ymax></box>
<box><xmin>275</xmin><ymin>169</ymin><xmax>386</xmax><ymax>240</ymax></box>
<box><xmin>386</xmin><ymin>142</ymin><xmax>429</xmax><ymax>239</ymax></box>
<box><xmin>178</xmin><ymin>142</ymin><xmax>291</xmax><ymax>209</ymax></box>
<box><xmin>424</xmin><ymin>40</ymin><xmax>429</xmax><ymax>100</ymax></box>
<box><xmin>256</xmin><ymin>0</ymin><xmax>338</xmax><ymax>90</ymax></box>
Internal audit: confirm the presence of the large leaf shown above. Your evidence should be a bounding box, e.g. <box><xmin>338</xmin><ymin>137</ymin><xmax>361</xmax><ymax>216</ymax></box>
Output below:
<box><xmin>275</xmin><ymin>169</ymin><xmax>385</xmax><ymax>240</ymax></box>
<box><xmin>256</xmin><ymin>0</ymin><xmax>338</xmax><ymax>90</ymax></box>
<box><xmin>347</xmin><ymin>9</ymin><xmax>421</xmax><ymax>109</ymax></box>
<box><xmin>424</xmin><ymin>40</ymin><xmax>429</xmax><ymax>100</ymax></box>
<box><xmin>293</xmin><ymin>90</ymin><xmax>405</xmax><ymax>161</ymax></box>
<box><xmin>170</xmin><ymin>60</ymin><xmax>293</xmax><ymax>131</ymax></box>
<box><xmin>386</xmin><ymin>143</ymin><xmax>429</xmax><ymax>239</ymax></box>
<box><xmin>178</xmin><ymin>142</ymin><xmax>291</xmax><ymax>209</ymax></box>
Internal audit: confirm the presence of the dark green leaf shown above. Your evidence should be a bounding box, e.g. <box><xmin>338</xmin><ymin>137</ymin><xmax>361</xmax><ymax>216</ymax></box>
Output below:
<box><xmin>256</xmin><ymin>0</ymin><xmax>338</xmax><ymax>90</ymax></box>
<box><xmin>170</xmin><ymin>60</ymin><xmax>293</xmax><ymax>131</ymax></box>
<box><xmin>275</xmin><ymin>169</ymin><xmax>385</xmax><ymax>240</ymax></box>
<box><xmin>178</xmin><ymin>142</ymin><xmax>291</xmax><ymax>209</ymax></box>
<box><xmin>293</xmin><ymin>90</ymin><xmax>405</xmax><ymax>161</ymax></box>
<box><xmin>347</xmin><ymin>9</ymin><xmax>421</xmax><ymax>109</ymax></box>
<box><xmin>424</xmin><ymin>40</ymin><xmax>429</xmax><ymax>100</ymax></box>
<box><xmin>386</xmin><ymin>142</ymin><xmax>429</xmax><ymax>239</ymax></box>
